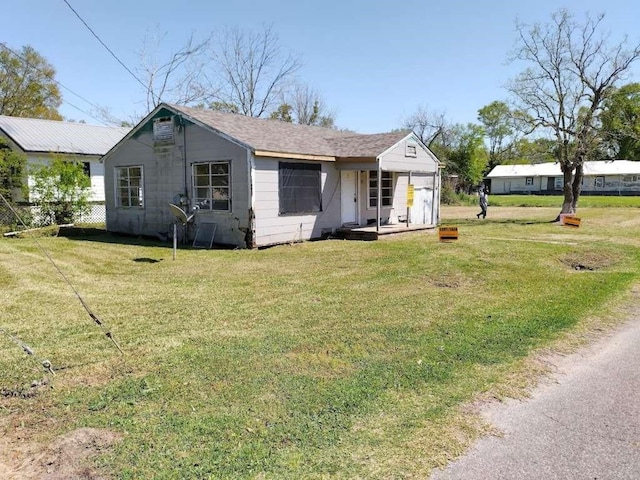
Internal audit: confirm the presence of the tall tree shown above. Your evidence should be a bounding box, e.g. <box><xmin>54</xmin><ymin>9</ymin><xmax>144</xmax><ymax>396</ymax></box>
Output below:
<box><xmin>271</xmin><ymin>83</ymin><xmax>335</xmax><ymax>127</ymax></box>
<box><xmin>508</xmin><ymin>9</ymin><xmax>640</xmax><ymax>216</ymax></box>
<box><xmin>446</xmin><ymin>123</ymin><xmax>489</xmax><ymax>192</ymax></box>
<box><xmin>600</xmin><ymin>83</ymin><xmax>640</xmax><ymax>160</ymax></box>
<box><xmin>211</xmin><ymin>25</ymin><xmax>301</xmax><ymax>117</ymax></box>
<box><xmin>0</xmin><ymin>44</ymin><xmax>62</xmax><ymax>119</ymax></box>
<box><xmin>477</xmin><ymin>101</ymin><xmax>518</xmax><ymax>169</ymax></box>
<box><xmin>136</xmin><ymin>29</ymin><xmax>212</xmax><ymax>113</ymax></box>
<box><xmin>404</xmin><ymin>105</ymin><xmax>450</xmax><ymax>148</ymax></box>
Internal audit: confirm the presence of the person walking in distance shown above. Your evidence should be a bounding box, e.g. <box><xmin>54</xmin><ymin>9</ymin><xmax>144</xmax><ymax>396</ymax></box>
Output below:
<box><xmin>477</xmin><ymin>187</ymin><xmax>488</xmax><ymax>219</ymax></box>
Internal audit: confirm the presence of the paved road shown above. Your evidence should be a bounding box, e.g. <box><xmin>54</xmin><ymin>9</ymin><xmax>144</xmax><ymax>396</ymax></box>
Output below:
<box><xmin>431</xmin><ymin>312</ymin><xmax>640</xmax><ymax>480</ymax></box>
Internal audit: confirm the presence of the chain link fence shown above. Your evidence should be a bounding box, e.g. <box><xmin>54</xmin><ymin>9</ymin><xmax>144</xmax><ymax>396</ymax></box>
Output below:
<box><xmin>0</xmin><ymin>202</ymin><xmax>106</xmax><ymax>230</ymax></box>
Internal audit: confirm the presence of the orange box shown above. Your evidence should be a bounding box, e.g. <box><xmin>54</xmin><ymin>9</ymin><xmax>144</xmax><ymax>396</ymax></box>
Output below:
<box><xmin>438</xmin><ymin>226</ymin><xmax>459</xmax><ymax>241</ymax></box>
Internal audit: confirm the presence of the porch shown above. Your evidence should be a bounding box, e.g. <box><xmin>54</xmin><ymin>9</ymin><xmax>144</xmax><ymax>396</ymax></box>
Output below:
<box><xmin>333</xmin><ymin>222</ymin><xmax>436</xmax><ymax>241</ymax></box>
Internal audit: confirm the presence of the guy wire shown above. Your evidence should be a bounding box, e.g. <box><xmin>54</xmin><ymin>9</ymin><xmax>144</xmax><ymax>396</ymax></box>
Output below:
<box><xmin>0</xmin><ymin>192</ymin><xmax>123</xmax><ymax>354</ymax></box>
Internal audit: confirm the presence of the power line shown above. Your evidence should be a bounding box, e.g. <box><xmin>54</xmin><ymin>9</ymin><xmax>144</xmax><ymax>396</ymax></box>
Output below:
<box><xmin>0</xmin><ymin>42</ymin><xmax>124</xmax><ymax>126</ymax></box>
<box><xmin>62</xmin><ymin>0</ymin><xmax>153</xmax><ymax>100</ymax></box>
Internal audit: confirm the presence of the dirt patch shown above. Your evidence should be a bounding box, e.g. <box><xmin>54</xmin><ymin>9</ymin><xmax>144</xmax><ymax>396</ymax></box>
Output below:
<box><xmin>0</xmin><ymin>427</ymin><xmax>122</xmax><ymax>479</ymax></box>
<box><xmin>560</xmin><ymin>250</ymin><xmax>619</xmax><ymax>271</ymax></box>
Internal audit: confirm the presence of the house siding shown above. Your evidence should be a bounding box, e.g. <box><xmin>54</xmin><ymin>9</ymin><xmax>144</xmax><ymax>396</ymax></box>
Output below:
<box><xmin>379</xmin><ymin>135</ymin><xmax>439</xmax><ymax>173</ymax></box>
<box><xmin>105</xmin><ymin>120</ymin><xmax>250</xmax><ymax>246</ymax></box>
<box><xmin>253</xmin><ymin>157</ymin><xmax>341</xmax><ymax>247</ymax></box>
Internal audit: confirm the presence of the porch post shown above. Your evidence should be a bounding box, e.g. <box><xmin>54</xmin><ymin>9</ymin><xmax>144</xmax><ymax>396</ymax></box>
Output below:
<box><xmin>407</xmin><ymin>171</ymin><xmax>412</xmax><ymax>227</ymax></box>
<box><xmin>376</xmin><ymin>160</ymin><xmax>382</xmax><ymax>233</ymax></box>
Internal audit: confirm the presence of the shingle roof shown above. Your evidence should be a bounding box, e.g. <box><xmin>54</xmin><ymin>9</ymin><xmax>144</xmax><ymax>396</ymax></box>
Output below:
<box><xmin>487</xmin><ymin>161</ymin><xmax>640</xmax><ymax>178</ymax></box>
<box><xmin>0</xmin><ymin>115</ymin><xmax>130</xmax><ymax>155</ymax></box>
<box><xmin>168</xmin><ymin>104</ymin><xmax>411</xmax><ymax>158</ymax></box>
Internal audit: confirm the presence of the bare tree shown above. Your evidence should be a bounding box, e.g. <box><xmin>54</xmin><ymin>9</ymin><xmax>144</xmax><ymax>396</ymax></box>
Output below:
<box><xmin>403</xmin><ymin>105</ymin><xmax>450</xmax><ymax>148</ymax></box>
<box><xmin>271</xmin><ymin>83</ymin><xmax>336</xmax><ymax>127</ymax></box>
<box><xmin>211</xmin><ymin>25</ymin><xmax>301</xmax><ymax>117</ymax></box>
<box><xmin>137</xmin><ymin>28</ymin><xmax>213</xmax><ymax>113</ymax></box>
<box><xmin>508</xmin><ymin>9</ymin><xmax>640</xmax><ymax>216</ymax></box>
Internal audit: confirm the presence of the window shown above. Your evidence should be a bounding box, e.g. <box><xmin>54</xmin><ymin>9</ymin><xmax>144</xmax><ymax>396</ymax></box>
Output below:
<box><xmin>115</xmin><ymin>166</ymin><xmax>143</xmax><ymax>207</ymax></box>
<box><xmin>279</xmin><ymin>162</ymin><xmax>322</xmax><ymax>214</ymax></box>
<box><xmin>83</xmin><ymin>162</ymin><xmax>91</xmax><ymax>177</ymax></box>
<box><xmin>193</xmin><ymin>162</ymin><xmax>231</xmax><ymax>211</ymax></box>
<box><xmin>406</xmin><ymin>144</ymin><xmax>417</xmax><ymax>157</ymax></box>
<box><xmin>554</xmin><ymin>177</ymin><xmax>563</xmax><ymax>190</ymax></box>
<box><xmin>525</xmin><ymin>177</ymin><xmax>534</xmax><ymax>186</ymax></box>
<box><xmin>369</xmin><ymin>170</ymin><xmax>393</xmax><ymax>208</ymax></box>
<box><xmin>595</xmin><ymin>176</ymin><xmax>604</xmax><ymax>188</ymax></box>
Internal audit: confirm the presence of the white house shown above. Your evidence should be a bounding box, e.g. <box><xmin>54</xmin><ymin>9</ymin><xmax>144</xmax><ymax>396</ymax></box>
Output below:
<box><xmin>0</xmin><ymin>115</ymin><xmax>130</xmax><ymax>204</ymax></box>
<box><xmin>102</xmin><ymin>103</ymin><xmax>441</xmax><ymax>248</ymax></box>
<box><xmin>486</xmin><ymin>160</ymin><xmax>640</xmax><ymax>195</ymax></box>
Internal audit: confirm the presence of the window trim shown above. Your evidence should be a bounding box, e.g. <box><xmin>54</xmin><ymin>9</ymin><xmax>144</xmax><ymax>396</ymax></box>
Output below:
<box><xmin>525</xmin><ymin>176</ymin><xmax>534</xmax><ymax>186</ymax></box>
<box><xmin>192</xmin><ymin>161</ymin><xmax>232</xmax><ymax>213</ymax></box>
<box><xmin>595</xmin><ymin>176</ymin><xmax>604</xmax><ymax>188</ymax></box>
<box><xmin>278</xmin><ymin>161</ymin><xmax>323</xmax><ymax>215</ymax></box>
<box><xmin>368</xmin><ymin>170</ymin><xmax>393</xmax><ymax>209</ymax></box>
<box><xmin>115</xmin><ymin>165</ymin><xmax>144</xmax><ymax>208</ymax></box>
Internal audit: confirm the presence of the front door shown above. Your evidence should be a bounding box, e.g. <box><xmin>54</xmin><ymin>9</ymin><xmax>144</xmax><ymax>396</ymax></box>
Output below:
<box><xmin>341</xmin><ymin>171</ymin><xmax>358</xmax><ymax>225</ymax></box>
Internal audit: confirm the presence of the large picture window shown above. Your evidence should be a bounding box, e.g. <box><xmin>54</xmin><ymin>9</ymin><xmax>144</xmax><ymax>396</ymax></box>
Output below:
<box><xmin>279</xmin><ymin>162</ymin><xmax>322</xmax><ymax>214</ymax></box>
<box><xmin>115</xmin><ymin>166</ymin><xmax>143</xmax><ymax>207</ymax></box>
<box><xmin>369</xmin><ymin>170</ymin><xmax>393</xmax><ymax>208</ymax></box>
<box><xmin>193</xmin><ymin>162</ymin><xmax>231</xmax><ymax>211</ymax></box>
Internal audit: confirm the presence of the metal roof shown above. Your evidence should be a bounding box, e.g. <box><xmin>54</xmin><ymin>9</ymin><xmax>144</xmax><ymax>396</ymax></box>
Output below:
<box><xmin>0</xmin><ymin>115</ymin><xmax>130</xmax><ymax>156</ymax></box>
<box><xmin>487</xmin><ymin>160</ymin><xmax>640</xmax><ymax>178</ymax></box>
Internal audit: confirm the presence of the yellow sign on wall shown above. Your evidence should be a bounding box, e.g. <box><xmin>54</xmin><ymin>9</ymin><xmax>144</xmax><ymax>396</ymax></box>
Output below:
<box><xmin>407</xmin><ymin>184</ymin><xmax>414</xmax><ymax>207</ymax></box>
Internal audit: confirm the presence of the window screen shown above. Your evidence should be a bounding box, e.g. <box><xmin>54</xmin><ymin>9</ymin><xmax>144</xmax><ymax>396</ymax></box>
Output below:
<box><xmin>279</xmin><ymin>162</ymin><xmax>322</xmax><ymax>214</ymax></box>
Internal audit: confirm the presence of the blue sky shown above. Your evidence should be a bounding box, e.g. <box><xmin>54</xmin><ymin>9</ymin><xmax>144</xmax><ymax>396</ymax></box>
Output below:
<box><xmin>5</xmin><ymin>0</ymin><xmax>640</xmax><ymax>133</ymax></box>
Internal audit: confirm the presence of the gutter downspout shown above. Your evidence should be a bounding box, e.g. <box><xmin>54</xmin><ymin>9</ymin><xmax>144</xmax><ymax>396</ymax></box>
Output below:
<box><xmin>246</xmin><ymin>148</ymin><xmax>256</xmax><ymax>248</ymax></box>
<box><xmin>376</xmin><ymin>158</ymin><xmax>382</xmax><ymax>233</ymax></box>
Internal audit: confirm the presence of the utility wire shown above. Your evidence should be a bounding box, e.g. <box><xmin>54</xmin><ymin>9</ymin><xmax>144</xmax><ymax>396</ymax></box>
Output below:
<box><xmin>0</xmin><ymin>42</ymin><xmax>124</xmax><ymax>126</ymax></box>
<box><xmin>0</xmin><ymin>192</ymin><xmax>124</xmax><ymax>354</ymax></box>
<box><xmin>62</xmin><ymin>0</ymin><xmax>153</xmax><ymax>100</ymax></box>
<box><xmin>0</xmin><ymin>325</ymin><xmax>55</xmax><ymax>375</ymax></box>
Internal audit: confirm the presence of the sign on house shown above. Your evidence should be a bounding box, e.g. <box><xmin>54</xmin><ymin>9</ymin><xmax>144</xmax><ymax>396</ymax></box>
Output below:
<box><xmin>407</xmin><ymin>184</ymin><xmax>414</xmax><ymax>207</ymax></box>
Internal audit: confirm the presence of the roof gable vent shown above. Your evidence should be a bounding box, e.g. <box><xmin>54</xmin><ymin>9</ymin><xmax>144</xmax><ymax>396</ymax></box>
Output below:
<box><xmin>153</xmin><ymin>117</ymin><xmax>174</xmax><ymax>145</ymax></box>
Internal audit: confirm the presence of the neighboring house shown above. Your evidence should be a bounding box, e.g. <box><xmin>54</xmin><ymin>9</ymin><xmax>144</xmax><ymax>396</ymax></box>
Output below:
<box><xmin>0</xmin><ymin>115</ymin><xmax>130</xmax><ymax>204</ymax></box>
<box><xmin>102</xmin><ymin>103</ymin><xmax>441</xmax><ymax>248</ymax></box>
<box><xmin>487</xmin><ymin>160</ymin><xmax>640</xmax><ymax>195</ymax></box>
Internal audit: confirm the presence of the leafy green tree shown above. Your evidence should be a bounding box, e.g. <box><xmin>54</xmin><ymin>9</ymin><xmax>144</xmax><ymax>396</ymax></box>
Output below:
<box><xmin>600</xmin><ymin>83</ymin><xmax>640</xmax><ymax>160</ymax></box>
<box><xmin>30</xmin><ymin>157</ymin><xmax>90</xmax><ymax>225</ymax></box>
<box><xmin>508</xmin><ymin>10</ymin><xmax>640</xmax><ymax>216</ymax></box>
<box><xmin>0</xmin><ymin>44</ymin><xmax>62</xmax><ymax>120</ymax></box>
<box><xmin>446</xmin><ymin>123</ymin><xmax>489</xmax><ymax>192</ymax></box>
<box><xmin>0</xmin><ymin>138</ymin><xmax>27</xmax><ymax>202</ymax></box>
<box><xmin>270</xmin><ymin>103</ymin><xmax>293</xmax><ymax>122</ymax></box>
<box><xmin>477</xmin><ymin>101</ymin><xmax>518</xmax><ymax>169</ymax></box>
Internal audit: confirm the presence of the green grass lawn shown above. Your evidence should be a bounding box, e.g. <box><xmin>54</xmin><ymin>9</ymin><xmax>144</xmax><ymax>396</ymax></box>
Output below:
<box><xmin>2</xmin><ymin>206</ymin><xmax>640</xmax><ymax>478</ymax></box>
<box><xmin>486</xmin><ymin>194</ymin><xmax>640</xmax><ymax>208</ymax></box>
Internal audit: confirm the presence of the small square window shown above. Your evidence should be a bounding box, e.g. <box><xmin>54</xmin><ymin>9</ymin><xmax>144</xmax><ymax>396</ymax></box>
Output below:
<box><xmin>595</xmin><ymin>176</ymin><xmax>604</xmax><ymax>188</ymax></box>
<box><xmin>525</xmin><ymin>177</ymin><xmax>533</xmax><ymax>186</ymax></box>
<box><xmin>406</xmin><ymin>144</ymin><xmax>417</xmax><ymax>157</ymax></box>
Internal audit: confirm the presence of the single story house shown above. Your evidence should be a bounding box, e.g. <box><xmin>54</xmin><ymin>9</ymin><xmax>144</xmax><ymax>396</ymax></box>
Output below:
<box><xmin>102</xmin><ymin>103</ymin><xmax>441</xmax><ymax>248</ymax></box>
<box><xmin>486</xmin><ymin>160</ymin><xmax>640</xmax><ymax>195</ymax></box>
<box><xmin>0</xmin><ymin>115</ymin><xmax>130</xmax><ymax>206</ymax></box>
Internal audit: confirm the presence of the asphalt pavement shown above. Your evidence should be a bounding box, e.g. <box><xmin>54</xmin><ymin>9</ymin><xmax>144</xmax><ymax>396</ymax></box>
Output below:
<box><xmin>430</xmin><ymin>309</ymin><xmax>640</xmax><ymax>480</ymax></box>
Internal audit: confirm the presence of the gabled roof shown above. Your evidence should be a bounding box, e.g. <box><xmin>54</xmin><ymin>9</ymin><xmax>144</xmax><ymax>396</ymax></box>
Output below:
<box><xmin>111</xmin><ymin>103</ymin><xmax>415</xmax><ymax>161</ymax></box>
<box><xmin>487</xmin><ymin>160</ymin><xmax>640</xmax><ymax>178</ymax></box>
<box><xmin>0</xmin><ymin>115</ymin><xmax>130</xmax><ymax>156</ymax></box>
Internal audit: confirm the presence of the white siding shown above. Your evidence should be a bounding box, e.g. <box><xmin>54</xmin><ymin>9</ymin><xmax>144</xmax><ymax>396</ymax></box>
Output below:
<box><xmin>379</xmin><ymin>135</ymin><xmax>439</xmax><ymax>174</ymax></box>
<box><xmin>253</xmin><ymin>157</ymin><xmax>341</xmax><ymax>247</ymax></box>
<box><xmin>22</xmin><ymin>153</ymin><xmax>104</xmax><ymax>202</ymax></box>
<box><xmin>105</xmin><ymin>119</ymin><xmax>250</xmax><ymax>246</ymax></box>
